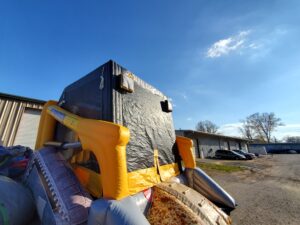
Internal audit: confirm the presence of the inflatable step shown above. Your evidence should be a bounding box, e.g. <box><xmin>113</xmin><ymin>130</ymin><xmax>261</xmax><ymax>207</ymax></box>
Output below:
<box><xmin>24</xmin><ymin>147</ymin><xmax>92</xmax><ymax>225</ymax></box>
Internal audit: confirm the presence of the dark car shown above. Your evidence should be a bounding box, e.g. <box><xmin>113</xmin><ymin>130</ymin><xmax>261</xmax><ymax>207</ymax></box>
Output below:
<box><xmin>233</xmin><ymin>150</ymin><xmax>256</xmax><ymax>160</ymax></box>
<box><xmin>215</xmin><ymin>150</ymin><xmax>246</xmax><ymax>160</ymax></box>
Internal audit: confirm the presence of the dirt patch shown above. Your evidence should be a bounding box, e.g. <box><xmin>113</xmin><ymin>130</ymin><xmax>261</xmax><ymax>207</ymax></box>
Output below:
<box><xmin>198</xmin><ymin>155</ymin><xmax>300</xmax><ymax>225</ymax></box>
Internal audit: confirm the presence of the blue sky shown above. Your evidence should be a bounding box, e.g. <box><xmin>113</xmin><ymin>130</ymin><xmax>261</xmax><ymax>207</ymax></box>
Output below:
<box><xmin>1</xmin><ymin>0</ymin><xmax>300</xmax><ymax>139</ymax></box>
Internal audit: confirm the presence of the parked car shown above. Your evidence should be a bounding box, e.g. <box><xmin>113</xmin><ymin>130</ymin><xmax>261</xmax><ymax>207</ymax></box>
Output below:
<box><xmin>214</xmin><ymin>150</ymin><xmax>246</xmax><ymax>160</ymax></box>
<box><xmin>287</xmin><ymin>150</ymin><xmax>298</xmax><ymax>154</ymax></box>
<box><xmin>232</xmin><ymin>150</ymin><xmax>256</xmax><ymax>160</ymax></box>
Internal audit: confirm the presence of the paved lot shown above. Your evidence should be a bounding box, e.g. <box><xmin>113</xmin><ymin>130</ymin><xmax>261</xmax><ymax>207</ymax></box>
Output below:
<box><xmin>199</xmin><ymin>155</ymin><xmax>300</xmax><ymax>225</ymax></box>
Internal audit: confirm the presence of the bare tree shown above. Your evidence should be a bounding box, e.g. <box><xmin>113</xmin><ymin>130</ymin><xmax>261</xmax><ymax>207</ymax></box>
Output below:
<box><xmin>242</xmin><ymin>113</ymin><xmax>283</xmax><ymax>143</ymax></box>
<box><xmin>195</xmin><ymin>120</ymin><xmax>218</xmax><ymax>134</ymax></box>
<box><xmin>284</xmin><ymin>136</ymin><xmax>300</xmax><ymax>143</ymax></box>
<box><xmin>272</xmin><ymin>136</ymin><xmax>279</xmax><ymax>143</ymax></box>
<box><xmin>239</xmin><ymin>121</ymin><xmax>255</xmax><ymax>141</ymax></box>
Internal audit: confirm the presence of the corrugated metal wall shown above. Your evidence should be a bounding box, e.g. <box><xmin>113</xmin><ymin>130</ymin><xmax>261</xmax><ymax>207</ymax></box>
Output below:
<box><xmin>250</xmin><ymin>143</ymin><xmax>300</xmax><ymax>153</ymax></box>
<box><xmin>229</xmin><ymin>140</ymin><xmax>239</xmax><ymax>150</ymax></box>
<box><xmin>241</xmin><ymin>142</ymin><xmax>248</xmax><ymax>151</ymax></box>
<box><xmin>191</xmin><ymin>139</ymin><xmax>200</xmax><ymax>158</ymax></box>
<box><xmin>197</xmin><ymin>136</ymin><xmax>221</xmax><ymax>158</ymax></box>
<box><xmin>0</xmin><ymin>98</ymin><xmax>43</xmax><ymax>146</ymax></box>
<box><xmin>175</xmin><ymin>130</ymin><xmax>250</xmax><ymax>158</ymax></box>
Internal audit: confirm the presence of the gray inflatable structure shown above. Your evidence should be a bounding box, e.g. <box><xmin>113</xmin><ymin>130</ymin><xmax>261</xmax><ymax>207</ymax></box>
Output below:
<box><xmin>87</xmin><ymin>169</ymin><xmax>236</xmax><ymax>225</ymax></box>
<box><xmin>0</xmin><ymin>176</ymin><xmax>35</xmax><ymax>225</ymax></box>
<box><xmin>0</xmin><ymin>158</ymin><xmax>236</xmax><ymax>225</ymax></box>
<box><xmin>0</xmin><ymin>60</ymin><xmax>236</xmax><ymax>225</ymax></box>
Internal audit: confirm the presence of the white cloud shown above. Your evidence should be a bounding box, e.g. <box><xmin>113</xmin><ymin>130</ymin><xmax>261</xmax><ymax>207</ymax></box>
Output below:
<box><xmin>181</xmin><ymin>93</ymin><xmax>188</xmax><ymax>100</ymax></box>
<box><xmin>274</xmin><ymin>124</ymin><xmax>300</xmax><ymax>139</ymax></box>
<box><xmin>186</xmin><ymin>117</ymin><xmax>193</xmax><ymax>121</ymax></box>
<box><xmin>248</xmin><ymin>43</ymin><xmax>261</xmax><ymax>49</ymax></box>
<box><xmin>168</xmin><ymin>97</ymin><xmax>177</xmax><ymax>107</ymax></box>
<box><xmin>248</xmin><ymin>27</ymin><xmax>289</xmax><ymax>61</ymax></box>
<box><xmin>204</xmin><ymin>27</ymin><xmax>290</xmax><ymax>59</ymax></box>
<box><xmin>219</xmin><ymin>123</ymin><xmax>243</xmax><ymax>137</ymax></box>
<box><xmin>206</xmin><ymin>30</ymin><xmax>252</xmax><ymax>58</ymax></box>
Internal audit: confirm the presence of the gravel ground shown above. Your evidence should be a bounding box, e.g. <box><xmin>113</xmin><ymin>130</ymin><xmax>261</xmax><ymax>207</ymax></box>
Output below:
<box><xmin>198</xmin><ymin>155</ymin><xmax>300</xmax><ymax>225</ymax></box>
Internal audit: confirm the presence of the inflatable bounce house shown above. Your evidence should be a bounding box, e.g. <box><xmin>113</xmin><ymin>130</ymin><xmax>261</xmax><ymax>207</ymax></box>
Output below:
<box><xmin>0</xmin><ymin>60</ymin><xmax>236</xmax><ymax>225</ymax></box>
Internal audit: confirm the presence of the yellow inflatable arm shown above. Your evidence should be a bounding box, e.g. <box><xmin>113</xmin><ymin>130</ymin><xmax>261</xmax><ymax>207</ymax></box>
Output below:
<box><xmin>35</xmin><ymin>101</ymin><xmax>130</xmax><ymax>200</ymax></box>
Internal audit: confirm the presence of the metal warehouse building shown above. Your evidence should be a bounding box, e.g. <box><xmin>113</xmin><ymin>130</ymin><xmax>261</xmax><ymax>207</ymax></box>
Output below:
<box><xmin>176</xmin><ymin>129</ymin><xmax>249</xmax><ymax>159</ymax></box>
<box><xmin>250</xmin><ymin>143</ymin><xmax>300</xmax><ymax>154</ymax></box>
<box><xmin>0</xmin><ymin>92</ymin><xmax>45</xmax><ymax>149</ymax></box>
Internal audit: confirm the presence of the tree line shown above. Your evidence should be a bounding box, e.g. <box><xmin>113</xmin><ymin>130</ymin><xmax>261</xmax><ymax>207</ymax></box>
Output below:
<box><xmin>238</xmin><ymin>112</ymin><xmax>283</xmax><ymax>143</ymax></box>
<box><xmin>195</xmin><ymin>112</ymin><xmax>299</xmax><ymax>143</ymax></box>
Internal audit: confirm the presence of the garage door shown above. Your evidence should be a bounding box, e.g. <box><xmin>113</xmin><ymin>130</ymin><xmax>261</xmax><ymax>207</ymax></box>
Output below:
<box><xmin>14</xmin><ymin>108</ymin><xmax>41</xmax><ymax>149</ymax></box>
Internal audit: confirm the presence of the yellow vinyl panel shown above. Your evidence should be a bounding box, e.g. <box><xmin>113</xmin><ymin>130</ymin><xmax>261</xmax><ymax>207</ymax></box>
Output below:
<box><xmin>47</xmin><ymin>105</ymin><xmax>130</xmax><ymax>200</ymax></box>
<box><xmin>159</xmin><ymin>163</ymin><xmax>180</xmax><ymax>181</ymax></box>
<box><xmin>128</xmin><ymin>167</ymin><xmax>160</xmax><ymax>195</ymax></box>
<box><xmin>176</xmin><ymin>136</ymin><xmax>196</xmax><ymax>169</ymax></box>
<box><xmin>73</xmin><ymin>165</ymin><xmax>102</xmax><ymax>198</ymax></box>
<box><xmin>127</xmin><ymin>162</ymin><xmax>180</xmax><ymax>194</ymax></box>
<box><xmin>36</xmin><ymin>102</ymin><xmax>185</xmax><ymax>199</ymax></box>
<box><xmin>35</xmin><ymin>101</ymin><xmax>57</xmax><ymax>150</ymax></box>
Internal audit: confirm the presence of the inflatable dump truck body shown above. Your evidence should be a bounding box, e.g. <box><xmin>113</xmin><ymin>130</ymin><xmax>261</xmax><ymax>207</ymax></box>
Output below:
<box><xmin>26</xmin><ymin>60</ymin><xmax>236</xmax><ymax>224</ymax></box>
<box><xmin>56</xmin><ymin>60</ymin><xmax>178</xmax><ymax>173</ymax></box>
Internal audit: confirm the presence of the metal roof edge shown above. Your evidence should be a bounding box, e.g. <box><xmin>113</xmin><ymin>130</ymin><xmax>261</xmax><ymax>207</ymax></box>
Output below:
<box><xmin>175</xmin><ymin>129</ymin><xmax>250</xmax><ymax>142</ymax></box>
<box><xmin>0</xmin><ymin>92</ymin><xmax>46</xmax><ymax>105</ymax></box>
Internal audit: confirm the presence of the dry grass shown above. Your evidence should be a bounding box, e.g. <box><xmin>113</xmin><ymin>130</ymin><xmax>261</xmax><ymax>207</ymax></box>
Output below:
<box><xmin>196</xmin><ymin>161</ymin><xmax>245</xmax><ymax>172</ymax></box>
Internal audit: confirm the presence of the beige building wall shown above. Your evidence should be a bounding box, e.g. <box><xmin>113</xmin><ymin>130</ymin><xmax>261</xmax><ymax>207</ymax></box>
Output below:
<box><xmin>0</xmin><ymin>95</ymin><xmax>44</xmax><ymax>148</ymax></box>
